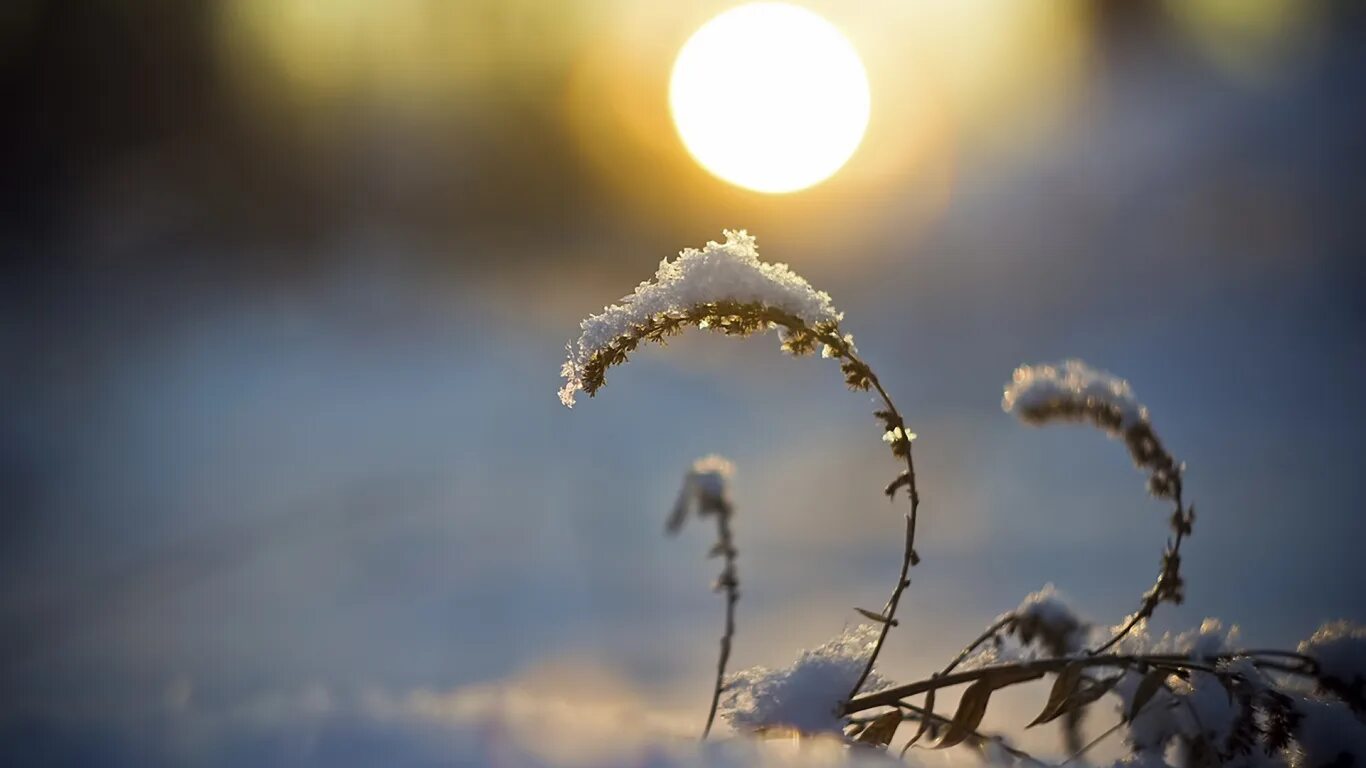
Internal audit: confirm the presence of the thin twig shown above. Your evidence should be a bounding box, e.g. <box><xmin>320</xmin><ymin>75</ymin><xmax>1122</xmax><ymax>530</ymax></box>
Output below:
<box><xmin>848</xmin><ymin>512</ymin><xmax>915</xmax><ymax>701</ymax></box>
<box><xmin>1091</xmin><ymin>487</ymin><xmax>1186</xmax><ymax>655</ymax></box>
<box><xmin>1060</xmin><ymin>720</ymin><xmax>1125</xmax><ymax>766</ymax></box>
<box><xmin>702</xmin><ymin>500</ymin><xmax>739</xmax><ymax>739</ymax></box>
<box><xmin>942</xmin><ymin>613</ymin><xmax>1017</xmax><ymax>676</ymax></box>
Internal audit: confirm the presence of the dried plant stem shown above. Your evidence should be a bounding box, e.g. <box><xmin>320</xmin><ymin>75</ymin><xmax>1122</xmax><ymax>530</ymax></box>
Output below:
<box><xmin>942</xmin><ymin>614</ymin><xmax>1017</xmax><ymax>676</ymax></box>
<box><xmin>843</xmin><ymin>651</ymin><xmax>1317</xmax><ymax>716</ymax></box>
<box><xmin>847</xmin><ymin>512</ymin><xmax>915</xmax><ymax>702</ymax></box>
<box><xmin>1091</xmin><ymin>486</ymin><xmax>1187</xmax><ymax>656</ymax></box>
<box><xmin>814</xmin><ymin>336</ymin><xmax>922</xmax><ymax>704</ymax></box>
<box><xmin>702</xmin><ymin>501</ymin><xmax>739</xmax><ymax>739</ymax></box>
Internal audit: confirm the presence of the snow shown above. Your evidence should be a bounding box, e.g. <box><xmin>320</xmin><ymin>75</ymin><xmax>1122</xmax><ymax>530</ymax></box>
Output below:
<box><xmin>720</xmin><ymin>625</ymin><xmax>888</xmax><ymax>735</ymax></box>
<box><xmin>560</xmin><ymin>230</ymin><xmax>843</xmax><ymax>406</ymax></box>
<box><xmin>1012</xmin><ymin>584</ymin><xmax>1087</xmax><ymax>655</ymax></box>
<box><xmin>1298</xmin><ymin>620</ymin><xmax>1366</xmax><ymax>690</ymax></box>
<box><xmin>1287</xmin><ymin>695</ymin><xmax>1366</xmax><ymax>768</ymax></box>
<box><xmin>689</xmin><ymin>454</ymin><xmax>735</xmax><ymax>508</ymax></box>
<box><xmin>1002</xmin><ymin>359</ymin><xmax>1148</xmax><ymax>432</ymax></box>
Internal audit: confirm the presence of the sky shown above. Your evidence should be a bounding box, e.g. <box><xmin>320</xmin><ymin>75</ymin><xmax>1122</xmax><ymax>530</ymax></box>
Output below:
<box><xmin>3</xmin><ymin>1</ymin><xmax>1365</xmax><ymax>765</ymax></box>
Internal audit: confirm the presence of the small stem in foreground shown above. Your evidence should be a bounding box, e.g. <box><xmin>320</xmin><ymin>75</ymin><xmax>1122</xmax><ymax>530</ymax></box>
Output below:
<box><xmin>702</xmin><ymin>500</ymin><xmax>739</xmax><ymax>739</ymax></box>
<box><xmin>848</xmin><ymin>512</ymin><xmax>915</xmax><ymax>702</ymax></box>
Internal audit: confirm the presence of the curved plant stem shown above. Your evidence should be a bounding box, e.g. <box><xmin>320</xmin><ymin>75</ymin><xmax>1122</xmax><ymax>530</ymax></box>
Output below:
<box><xmin>847</xmin><ymin>512</ymin><xmax>915</xmax><ymax>702</ymax></box>
<box><xmin>702</xmin><ymin>501</ymin><xmax>739</xmax><ymax>739</ymax></box>
<box><xmin>816</xmin><ymin>336</ymin><xmax>921</xmax><ymax>704</ymax></box>
<box><xmin>1091</xmin><ymin>486</ymin><xmax>1186</xmax><ymax>656</ymax></box>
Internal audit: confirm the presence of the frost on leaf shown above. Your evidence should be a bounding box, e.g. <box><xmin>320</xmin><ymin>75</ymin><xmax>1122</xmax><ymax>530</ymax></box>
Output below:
<box><xmin>720</xmin><ymin>625</ymin><xmax>888</xmax><ymax>735</ymax></box>
<box><xmin>559</xmin><ymin>230</ymin><xmax>846</xmax><ymax>407</ymax></box>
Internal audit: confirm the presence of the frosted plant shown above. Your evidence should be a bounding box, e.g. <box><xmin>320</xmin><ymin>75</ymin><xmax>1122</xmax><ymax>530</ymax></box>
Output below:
<box><xmin>669</xmin><ymin>455</ymin><xmax>742</xmax><ymax>738</ymax></box>
<box><xmin>669</xmin><ymin>455</ymin><xmax>736</xmax><ymax>535</ymax></box>
<box><xmin>560</xmin><ymin>230</ymin><xmax>925</xmax><ymax>735</ymax></box>
<box><xmin>721</xmin><ymin>625</ymin><xmax>889</xmax><ymax>735</ymax></box>
<box><xmin>558</xmin><ymin>233</ymin><xmax>1363</xmax><ymax>766</ymax></box>
<box><xmin>1010</xmin><ymin>584</ymin><xmax>1087</xmax><ymax>658</ymax></box>
<box><xmin>559</xmin><ymin>230</ymin><xmax>844</xmax><ymax>409</ymax></box>
<box><xmin>1005</xmin><ymin>360</ymin><xmax>1192</xmax><ymax>655</ymax></box>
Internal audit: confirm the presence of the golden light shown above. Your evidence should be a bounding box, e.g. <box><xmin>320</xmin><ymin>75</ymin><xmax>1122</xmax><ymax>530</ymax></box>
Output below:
<box><xmin>669</xmin><ymin>3</ymin><xmax>871</xmax><ymax>194</ymax></box>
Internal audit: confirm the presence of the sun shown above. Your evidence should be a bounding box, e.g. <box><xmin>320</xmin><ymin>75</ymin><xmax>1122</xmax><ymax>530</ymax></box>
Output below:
<box><xmin>669</xmin><ymin>3</ymin><xmax>871</xmax><ymax>194</ymax></box>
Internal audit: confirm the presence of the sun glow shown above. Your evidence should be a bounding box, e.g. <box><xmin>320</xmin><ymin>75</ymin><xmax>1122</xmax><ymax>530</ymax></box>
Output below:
<box><xmin>669</xmin><ymin>3</ymin><xmax>871</xmax><ymax>194</ymax></box>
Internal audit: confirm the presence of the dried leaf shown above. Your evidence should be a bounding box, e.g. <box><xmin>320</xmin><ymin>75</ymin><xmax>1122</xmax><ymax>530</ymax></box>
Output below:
<box><xmin>1032</xmin><ymin>675</ymin><xmax>1123</xmax><ymax>727</ymax></box>
<box><xmin>884</xmin><ymin>471</ymin><xmax>912</xmax><ymax>499</ymax></box>
<box><xmin>855</xmin><ymin>711</ymin><xmax>902</xmax><ymax>747</ymax></box>
<box><xmin>932</xmin><ymin>679</ymin><xmax>993</xmax><ymax>749</ymax></box>
<box><xmin>1028</xmin><ymin>663</ymin><xmax>1085</xmax><ymax>728</ymax></box>
<box><xmin>934</xmin><ymin>669</ymin><xmax>1043</xmax><ymax>749</ymax></box>
<box><xmin>855</xmin><ymin>608</ymin><xmax>897</xmax><ymax>626</ymax></box>
<box><xmin>1127</xmin><ymin>669</ymin><xmax>1170</xmax><ymax>723</ymax></box>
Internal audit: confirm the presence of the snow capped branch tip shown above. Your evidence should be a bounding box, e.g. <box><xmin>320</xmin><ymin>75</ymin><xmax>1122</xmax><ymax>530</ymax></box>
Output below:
<box><xmin>558</xmin><ymin>230</ymin><xmax>848</xmax><ymax>408</ymax></box>
<box><xmin>667</xmin><ymin>454</ymin><xmax>735</xmax><ymax>535</ymax></box>
<box><xmin>1003</xmin><ymin>359</ymin><xmax>1147</xmax><ymax>433</ymax></box>
<box><xmin>1012</xmin><ymin>584</ymin><xmax>1087</xmax><ymax>656</ymax></box>
<box><xmin>1003</xmin><ymin>360</ymin><xmax>1182</xmax><ymax>500</ymax></box>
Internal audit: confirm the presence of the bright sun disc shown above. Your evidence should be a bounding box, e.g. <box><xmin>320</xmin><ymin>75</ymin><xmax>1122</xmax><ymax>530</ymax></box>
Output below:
<box><xmin>670</xmin><ymin>3</ymin><xmax>871</xmax><ymax>194</ymax></box>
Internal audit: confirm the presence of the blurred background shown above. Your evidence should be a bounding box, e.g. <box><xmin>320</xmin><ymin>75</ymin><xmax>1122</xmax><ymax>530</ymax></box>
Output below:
<box><xmin>3</xmin><ymin>0</ymin><xmax>1365</xmax><ymax>764</ymax></box>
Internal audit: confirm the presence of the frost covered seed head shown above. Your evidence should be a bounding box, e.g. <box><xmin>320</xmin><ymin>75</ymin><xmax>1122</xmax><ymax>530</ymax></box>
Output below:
<box><xmin>668</xmin><ymin>454</ymin><xmax>736</xmax><ymax>535</ymax></box>
<box><xmin>559</xmin><ymin>230</ymin><xmax>847</xmax><ymax>407</ymax></box>
<box><xmin>1004</xmin><ymin>359</ymin><xmax>1147</xmax><ymax>432</ymax></box>
<box><xmin>720</xmin><ymin>625</ymin><xmax>889</xmax><ymax>735</ymax></box>
<box><xmin>1011</xmin><ymin>584</ymin><xmax>1087</xmax><ymax>656</ymax></box>
<box><xmin>1003</xmin><ymin>360</ymin><xmax>1182</xmax><ymax>500</ymax></box>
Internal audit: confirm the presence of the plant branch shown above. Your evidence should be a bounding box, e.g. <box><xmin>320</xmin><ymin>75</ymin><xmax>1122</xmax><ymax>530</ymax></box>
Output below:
<box><xmin>843</xmin><ymin>651</ymin><xmax>1316</xmax><ymax>716</ymax></box>
<box><xmin>1091</xmin><ymin>485</ymin><xmax>1187</xmax><ymax>656</ymax></box>
<box><xmin>848</xmin><ymin>512</ymin><xmax>915</xmax><ymax>702</ymax></box>
<box><xmin>702</xmin><ymin>500</ymin><xmax>739</xmax><ymax>739</ymax></box>
<box><xmin>812</xmin><ymin>334</ymin><xmax>922</xmax><ymax>704</ymax></box>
